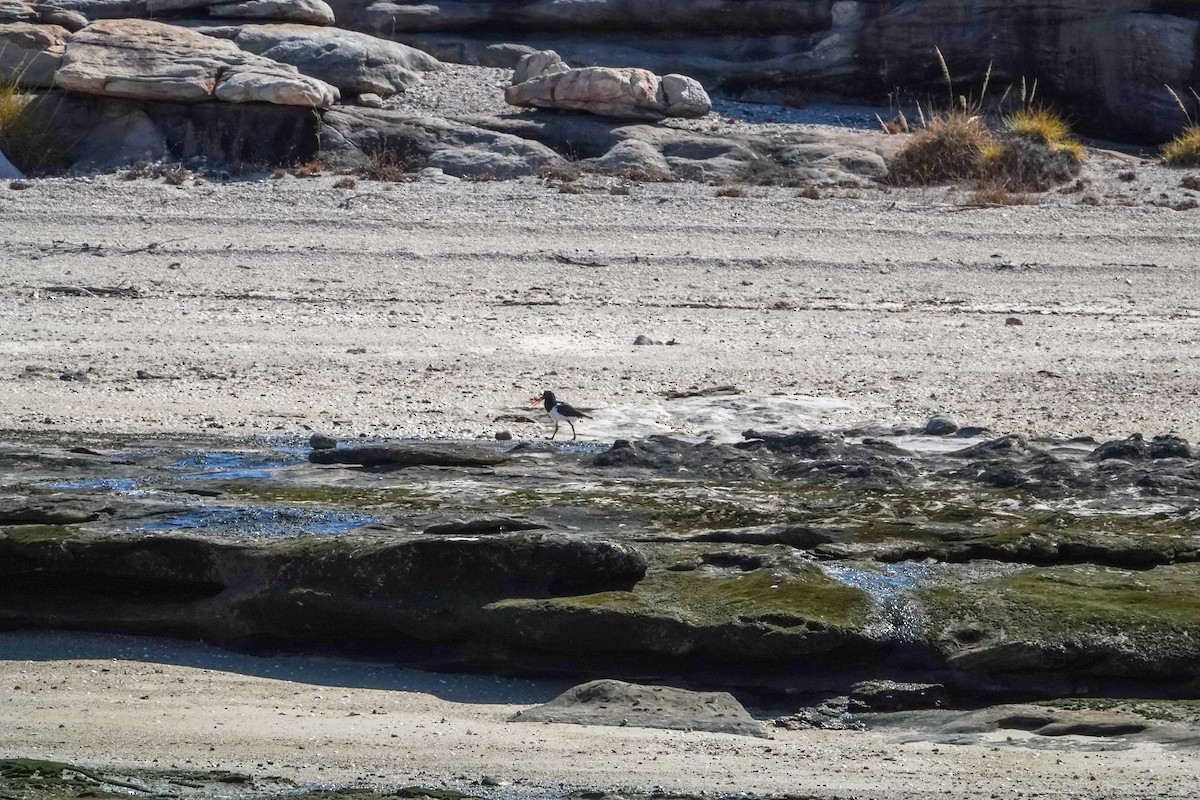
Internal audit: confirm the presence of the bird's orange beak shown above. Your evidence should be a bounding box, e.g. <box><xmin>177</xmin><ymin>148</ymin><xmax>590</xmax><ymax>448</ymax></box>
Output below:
<box><xmin>529</xmin><ymin>394</ymin><xmax>544</xmax><ymax>406</ymax></box>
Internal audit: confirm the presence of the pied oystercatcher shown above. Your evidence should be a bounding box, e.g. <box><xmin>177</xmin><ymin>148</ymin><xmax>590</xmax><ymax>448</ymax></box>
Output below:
<box><xmin>530</xmin><ymin>390</ymin><xmax>592</xmax><ymax>441</ymax></box>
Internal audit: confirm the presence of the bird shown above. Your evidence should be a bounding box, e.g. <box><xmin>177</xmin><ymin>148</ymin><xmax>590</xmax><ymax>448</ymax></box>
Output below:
<box><xmin>530</xmin><ymin>390</ymin><xmax>591</xmax><ymax>441</ymax></box>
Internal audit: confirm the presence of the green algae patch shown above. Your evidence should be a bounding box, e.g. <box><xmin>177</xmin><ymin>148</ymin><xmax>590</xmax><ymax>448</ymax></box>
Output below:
<box><xmin>526</xmin><ymin>589</ymin><xmax>652</xmax><ymax>613</ymax></box>
<box><xmin>495</xmin><ymin>563</ymin><xmax>867</xmax><ymax>630</ymax></box>
<box><xmin>635</xmin><ymin>565</ymin><xmax>867</xmax><ymax>629</ymax></box>
<box><xmin>0</xmin><ymin>758</ymin><xmax>151</xmax><ymax>794</ymax></box>
<box><xmin>0</xmin><ymin>525</ymin><xmax>83</xmax><ymax>544</ymax></box>
<box><xmin>921</xmin><ymin>562</ymin><xmax>1200</xmax><ymax>666</ymax></box>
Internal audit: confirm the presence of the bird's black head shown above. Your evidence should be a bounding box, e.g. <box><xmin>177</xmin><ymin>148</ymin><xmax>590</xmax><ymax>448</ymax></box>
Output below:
<box><xmin>530</xmin><ymin>390</ymin><xmax>556</xmax><ymax>409</ymax></box>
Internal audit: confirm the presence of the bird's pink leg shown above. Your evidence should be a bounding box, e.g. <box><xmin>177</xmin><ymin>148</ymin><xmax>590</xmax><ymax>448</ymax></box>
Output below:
<box><xmin>549</xmin><ymin>422</ymin><xmax>558</xmax><ymax>440</ymax></box>
<box><xmin>569</xmin><ymin>421</ymin><xmax>577</xmax><ymax>441</ymax></box>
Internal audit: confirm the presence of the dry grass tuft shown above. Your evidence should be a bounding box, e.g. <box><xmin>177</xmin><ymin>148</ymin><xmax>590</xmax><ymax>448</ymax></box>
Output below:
<box><xmin>291</xmin><ymin>160</ymin><xmax>326</xmax><ymax>178</ymax></box>
<box><xmin>1152</xmin><ymin>197</ymin><xmax>1199</xmax><ymax>211</ymax></box>
<box><xmin>715</xmin><ymin>185</ymin><xmax>749</xmax><ymax>198</ymax></box>
<box><xmin>1161</xmin><ymin>86</ymin><xmax>1200</xmax><ymax>167</ymax></box>
<box><xmin>333</xmin><ymin>176</ymin><xmax>357</xmax><ymax>189</ymax></box>
<box><xmin>538</xmin><ymin>163</ymin><xmax>581</xmax><ymax>182</ymax></box>
<box><xmin>967</xmin><ymin>184</ymin><xmax>1035</xmax><ymax>206</ymax></box>
<box><xmin>610</xmin><ymin>183</ymin><xmax>631</xmax><ymax>196</ymax></box>
<box><xmin>359</xmin><ymin>145</ymin><xmax>420</xmax><ymax>182</ymax></box>
<box><xmin>796</xmin><ymin>186</ymin><xmax>821</xmax><ymax>200</ymax></box>
<box><xmin>618</xmin><ymin>166</ymin><xmax>669</xmax><ymax>183</ymax></box>
<box><xmin>0</xmin><ymin>78</ymin><xmax>67</xmax><ymax>175</ymax></box>
<box><xmin>1161</xmin><ymin>125</ymin><xmax>1200</xmax><ymax>167</ymax></box>
<box><xmin>979</xmin><ymin>135</ymin><xmax>1082</xmax><ymax>191</ymax></box>
<box><xmin>1181</xmin><ymin>175</ymin><xmax>1200</xmax><ymax>191</ymax></box>
<box><xmin>888</xmin><ymin>111</ymin><xmax>992</xmax><ymax>185</ymax></box>
<box><xmin>122</xmin><ymin>161</ymin><xmax>190</xmax><ymax>184</ymax></box>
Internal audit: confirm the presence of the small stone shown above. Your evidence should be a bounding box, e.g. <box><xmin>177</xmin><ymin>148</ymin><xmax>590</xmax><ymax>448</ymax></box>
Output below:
<box><xmin>1005</xmin><ymin>316</ymin><xmax>1023</xmax><ymax>326</ymax></box>
<box><xmin>495</xmin><ymin>430</ymin><xmax>513</xmax><ymax>441</ymax></box>
<box><xmin>633</xmin><ymin>334</ymin><xmax>656</xmax><ymax>345</ymax></box>
<box><xmin>356</xmin><ymin>92</ymin><xmax>384</xmax><ymax>108</ymax></box>
<box><xmin>308</xmin><ymin>433</ymin><xmax>337</xmax><ymax>450</ymax></box>
<box><xmin>923</xmin><ymin>415</ymin><xmax>959</xmax><ymax>436</ymax></box>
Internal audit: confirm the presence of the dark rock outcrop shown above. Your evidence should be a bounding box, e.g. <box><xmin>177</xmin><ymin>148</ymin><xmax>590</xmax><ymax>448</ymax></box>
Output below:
<box><xmin>320</xmin><ymin>106</ymin><xmax>567</xmax><ymax>178</ymax></box>
<box><xmin>308</xmin><ymin>442</ymin><xmax>509</xmax><ymax>468</ymax></box>
<box><xmin>19</xmin><ymin>90</ymin><xmax>323</xmax><ymax>172</ymax></box>
<box><xmin>0</xmin><ymin>529</ymin><xmax>647</xmax><ymax>644</ymax></box>
<box><xmin>1092</xmin><ymin>433</ymin><xmax>1196</xmax><ymax>461</ymax></box>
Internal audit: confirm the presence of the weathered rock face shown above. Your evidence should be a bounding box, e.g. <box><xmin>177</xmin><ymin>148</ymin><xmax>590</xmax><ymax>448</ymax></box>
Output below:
<box><xmin>1</xmin><ymin>0</ymin><xmax>86</xmax><ymax>28</ymax></box>
<box><xmin>0</xmin><ymin>22</ymin><xmax>70</xmax><ymax>88</ymax></box>
<box><xmin>55</xmin><ymin>19</ymin><xmax>339</xmax><ymax>107</ymax></box>
<box><xmin>205</xmin><ymin>0</ymin><xmax>335</xmax><ymax>25</ymax></box>
<box><xmin>459</xmin><ymin>111</ymin><xmax>895</xmax><ymax>184</ymax></box>
<box><xmin>20</xmin><ymin>89</ymin><xmax>323</xmax><ymax>170</ymax></box>
<box><xmin>509</xmin><ymin>47</ymin><xmax>566</xmax><ymax>85</ymax></box>
<box><xmin>320</xmin><ymin>106</ymin><xmax>569</xmax><ymax>178</ymax></box>
<box><xmin>0</xmin><ymin>529</ymin><xmax>648</xmax><ymax>644</ymax></box>
<box><xmin>191</xmin><ymin>21</ymin><xmax>439</xmax><ymax>97</ymax></box>
<box><xmin>325</xmin><ymin>0</ymin><xmax>1200</xmax><ymax>142</ymax></box>
<box><xmin>512</xmin><ymin>679</ymin><xmax>771</xmax><ymax>738</ymax></box>
<box><xmin>505</xmin><ymin>66</ymin><xmax>711</xmax><ymax>120</ymax></box>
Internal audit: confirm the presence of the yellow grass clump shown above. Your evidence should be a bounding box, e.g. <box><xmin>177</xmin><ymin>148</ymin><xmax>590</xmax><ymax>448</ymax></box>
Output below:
<box><xmin>0</xmin><ymin>75</ymin><xmax>66</xmax><ymax>175</ymax></box>
<box><xmin>1161</xmin><ymin>125</ymin><xmax>1200</xmax><ymax>167</ymax></box>
<box><xmin>1007</xmin><ymin>108</ymin><xmax>1085</xmax><ymax>162</ymax></box>
<box><xmin>1161</xmin><ymin>86</ymin><xmax>1200</xmax><ymax>167</ymax></box>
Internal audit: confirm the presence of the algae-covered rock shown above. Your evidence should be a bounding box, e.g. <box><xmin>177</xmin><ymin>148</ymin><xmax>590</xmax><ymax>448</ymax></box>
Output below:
<box><xmin>921</xmin><ymin>563</ymin><xmax>1200</xmax><ymax>680</ymax></box>
<box><xmin>481</xmin><ymin>563</ymin><xmax>879</xmax><ymax>667</ymax></box>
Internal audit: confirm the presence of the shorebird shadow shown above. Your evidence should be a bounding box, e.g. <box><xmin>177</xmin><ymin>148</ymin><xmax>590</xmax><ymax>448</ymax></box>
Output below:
<box><xmin>0</xmin><ymin>630</ymin><xmax>570</xmax><ymax>705</ymax></box>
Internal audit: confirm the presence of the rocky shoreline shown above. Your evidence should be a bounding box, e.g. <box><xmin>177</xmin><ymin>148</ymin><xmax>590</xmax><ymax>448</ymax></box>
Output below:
<box><xmin>4</xmin><ymin>428</ymin><xmax>1199</xmax><ymax>706</ymax></box>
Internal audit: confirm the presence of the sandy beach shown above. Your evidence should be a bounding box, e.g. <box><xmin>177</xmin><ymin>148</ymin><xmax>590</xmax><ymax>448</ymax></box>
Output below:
<box><xmin>1</xmin><ymin>162</ymin><xmax>1198</xmax><ymax>443</ymax></box>
<box><xmin>2</xmin><ymin>632</ymin><xmax>1197</xmax><ymax>800</ymax></box>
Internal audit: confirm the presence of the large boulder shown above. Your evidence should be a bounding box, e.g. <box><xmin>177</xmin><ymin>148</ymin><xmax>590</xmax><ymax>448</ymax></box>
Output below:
<box><xmin>505</xmin><ymin>66</ymin><xmax>711</xmax><ymax>120</ymax></box>
<box><xmin>55</xmin><ymin>19</ymin><xmax>339</xmax><ymax>107</ymax></box>
<box><xmin>206</xmin><ymin>0</ymin><xmax>334</xmax><ymax>25</ymax></box>
<box><xmin>145</xmin><ymin>0</ymin><xmax>333</xmax><ymax>24</ymax></box>
<box><xmin>39</xmin><ymin>0</ymin><xmax>145</xmax><ymax>16</ymax></box>
<box><xmin>509</xmin><ymin>47</ymin><xmax>567</xmax><ymax>85</ymax></box>
<box><xmin>0</xmin><ymin>0</ymin><xmax>36</xmax><ymax>22</ymax></box>
<box><xmin>192</xmin><ymin>22</ymin><xmax>439</xmax><ymax>97</ymax></box>
<box><xmin>0</xmin><ymin>22</ymin><xmax>70</xmax><ymax>88</ymax></box>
